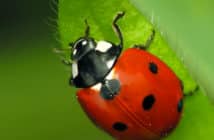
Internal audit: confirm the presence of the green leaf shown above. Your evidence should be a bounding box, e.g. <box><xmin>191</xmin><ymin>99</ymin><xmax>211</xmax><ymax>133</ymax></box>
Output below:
<box><xmin>58</xmin><ymin>0</ymin><xmax>214</xmax><ymax>139</ymax></box>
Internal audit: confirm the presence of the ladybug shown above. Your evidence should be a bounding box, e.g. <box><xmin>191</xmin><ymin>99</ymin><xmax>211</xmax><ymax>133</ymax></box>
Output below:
<box><xmin>68</xmin><ymin>12</ymin><xmax>183</xmax><ymax>140</ymax></box>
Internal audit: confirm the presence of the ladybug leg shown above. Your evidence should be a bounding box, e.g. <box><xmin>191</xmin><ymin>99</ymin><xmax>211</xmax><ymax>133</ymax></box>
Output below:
<box><xmin>62</xmin><ymin>59</ymin><xmax>72</xmax><ymax>66</ymax></box>
<box><xmin>53</xmin><ymin>46</ymin><xmax>72</xmax><ymax>54</ymax></box>
<box><xmin>179</xmin><ymin>79</ymin><xmax>184</xmax><ymax>91</ymax></box>
<box><xmin>133</xmin><ymin>29</ymin><xmax>155</xmax><ymax>50</ymax></box>
<box><xmin>184</xmin><ymin>85</ymin><xmax>199</xmax><ymax>97</ymax></box>
<box><xmin>179</xmin><ymin>79</ymin><xmax>199</xmax><ymax>97</ymax></box>
<box><xmin>69</xmin><ymin>77</ymin><xmax>74</xmax><ymax>86</ymax></box>
<box><xmin>100</xmin><ymin>79</ymin><xmax>121</xmax><ymax>100</ymax></box>
<box><xmin>68</xmin><ymin>42</ymin><xmax>74</xmax><ymax>47</ymax></box>
<box><xmin>84</xmin><ymin>19</ymin><xmax>90</xmax><ymax>37</ymax></box>
<box><xmin>179</xmin><ymin>79</ymin><xmax>200</xmax><ymax>97</ymax></box>
<box><xmin>112</xmin><ymin>11</ymin><xmax>125</xmax><ymax>49</ymax></box>
<box><xmin>53</xmin><ymin>47</ymin><xmax>73</xmax><ymax>66</ymax></box>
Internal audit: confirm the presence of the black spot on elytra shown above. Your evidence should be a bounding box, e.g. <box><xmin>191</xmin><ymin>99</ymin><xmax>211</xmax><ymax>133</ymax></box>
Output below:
<box><xmin>112</xmin><ymin>122</ymin><xmax>128</xmax><ymax>131</ymax></box>
<box><xmin>149</xmin><ymin>62</ymin><xmax>158</xmax><ymax>74</ymax></box>
<box><xmin>177</xmin><ymin>99</ymin><xmax>183</xmax><ymax>112</ymax></box>
<box><xmin>142</xmin><ymin>94</ymin><xmax>155</xmax><ymax>110</ymax></box>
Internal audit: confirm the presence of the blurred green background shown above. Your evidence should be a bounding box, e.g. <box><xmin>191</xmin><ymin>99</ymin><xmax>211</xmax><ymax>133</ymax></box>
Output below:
<box><xmin>1</xmin><ymin>0</ymin><xmax>214</xmax><ymax>140</ymax></box>
<box><xmin>1</xmin><ymin>0</ymin><xmax>110</xmax><ymax>139</ymax></box>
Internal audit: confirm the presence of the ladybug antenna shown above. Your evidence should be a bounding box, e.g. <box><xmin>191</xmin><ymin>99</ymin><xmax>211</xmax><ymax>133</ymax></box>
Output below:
<box><xmin>113</xmin><ymin>11</ymin><xmax>125</xmax><ymax>48</ymax></box>
<box><xmin>84</xmin><ymin>19</ymin><xmax>90</xmax><ymax>38</ymax></box>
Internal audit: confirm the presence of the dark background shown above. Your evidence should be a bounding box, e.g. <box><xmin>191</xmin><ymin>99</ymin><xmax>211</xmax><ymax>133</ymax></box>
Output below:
<box><xmin>0</xmin><ymin>0</ymin><xmax>110</xmax><ymax>140</ymax></box>
<box><xmin>0</xmin><ymin>0</ymin><xmax>55</xmax><ymax>39</ymax></box>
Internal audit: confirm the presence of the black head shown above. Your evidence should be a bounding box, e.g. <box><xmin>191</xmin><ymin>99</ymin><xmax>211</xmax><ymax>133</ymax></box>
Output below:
<box><xmin>69</xmin><ymin>12</ymin><xmax>125</xmax><ymax>88</ymax></box>
<box><xmin>70</xmin><ymin>37</ymin><xmax>122</xmax><ymax>88</ymax></box>
<box><xmin>72</xmin><ymin>37</ymin><xmax>96</xmax><ymax>61</ymax></box>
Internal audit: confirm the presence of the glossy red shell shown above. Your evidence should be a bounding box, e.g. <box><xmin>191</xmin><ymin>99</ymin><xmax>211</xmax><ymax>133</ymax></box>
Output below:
<box><xmin>77</xmin><ymin>48</ymin><xmax>183</xmax><ymax>140</ymax></box>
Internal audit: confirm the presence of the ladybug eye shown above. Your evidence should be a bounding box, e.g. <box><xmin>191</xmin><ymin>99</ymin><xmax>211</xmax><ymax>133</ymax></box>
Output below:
<box><xmin>72</xmin><ymin>39</ymin><xmax>89</xmax><ymax>58</ymax></box>
<box><xmin>81</xmin><ymin>40</ymin><xmax>88</xmax><ymax>46</ymax></box>
<box><xmin>74</xmin><ymin>39</ymin><xmax>88</xmax><ymax>50</ymax></box>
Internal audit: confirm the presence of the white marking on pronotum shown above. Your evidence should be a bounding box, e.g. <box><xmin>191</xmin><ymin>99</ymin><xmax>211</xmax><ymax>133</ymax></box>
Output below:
<box><xmin>91</xmin><ymin>69</ymin><xmax>116</xmax><ymax>91</ymax></box>
<box><xmin>107</xmin><ymin>59</ymin><xmax>115</xmax><ymax>69</ymax></box>
<box><xmin>95</xmin><ymin>41</ymin><xmax>112</xmax><ymax>52</ymax></box>
<box><xmin>91</xmin><ymin>83</ymin><xmax>102</xmax><ymax>91</ymax></box>
<box><xmin>106</xmin><ymin>68</ymin><xmax>115</xmax><ymax>80</ymax></box>
<box><xmin>72</xmin><ymin>61</ymin><xmax>78</xmax><ymax>78</ymax></box>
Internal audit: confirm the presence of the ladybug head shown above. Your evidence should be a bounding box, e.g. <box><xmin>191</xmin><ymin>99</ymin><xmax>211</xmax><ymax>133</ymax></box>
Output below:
<box><xmin>70</xmin><ymin>36</ymin><xmax>121</xmax><ymax>88</ymax></box>
<box><xmin>69</xmin><ymin>13</ymin><xmax>124</xmax><ymax>88</ymax></box>
<box><xmin>71</xmin><ymin>37</ymin><xmax>96</xmax><ymax>61</ymax></box>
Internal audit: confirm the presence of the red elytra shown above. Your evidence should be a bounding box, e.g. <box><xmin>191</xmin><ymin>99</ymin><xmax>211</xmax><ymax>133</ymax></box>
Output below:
<box><xmin>77</xmin><ymin>48</ymin><xmax>183</xmax><ymax>140</ymax></box>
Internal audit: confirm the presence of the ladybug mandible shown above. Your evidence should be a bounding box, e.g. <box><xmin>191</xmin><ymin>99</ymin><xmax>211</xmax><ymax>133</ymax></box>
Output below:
<box><xmin>69</xmin><ymin>12</ymin><xmax>183</xmax><ymax>140</ymax></box>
